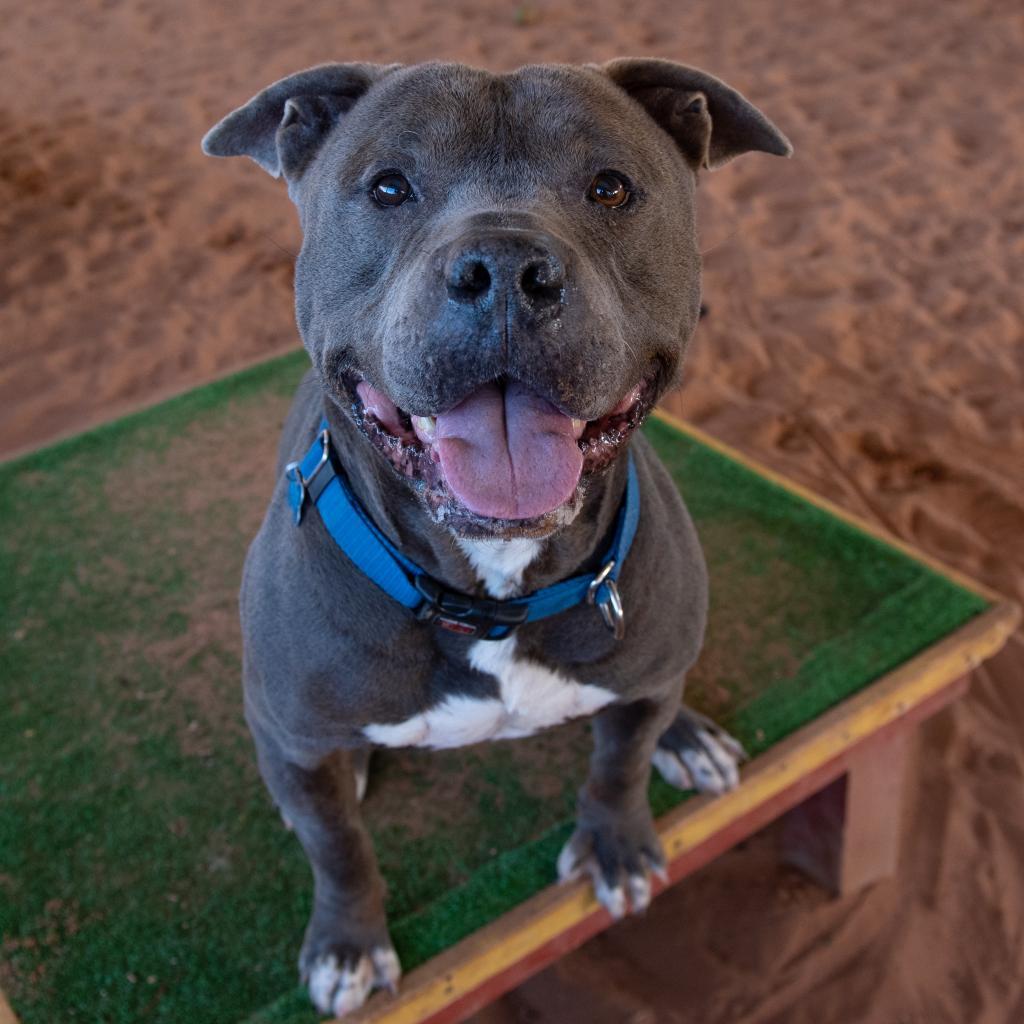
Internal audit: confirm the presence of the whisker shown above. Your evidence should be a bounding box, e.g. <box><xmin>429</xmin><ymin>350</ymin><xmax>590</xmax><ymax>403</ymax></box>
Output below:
<box><xmin>262</xmin><ymin>232</ymin><xmax>299</xmax><ymax>259</ymax></box>
<box><xmin>699</xmin><ymin>229</ymin><xmax>739</xmax><ymax>257</ymax></box>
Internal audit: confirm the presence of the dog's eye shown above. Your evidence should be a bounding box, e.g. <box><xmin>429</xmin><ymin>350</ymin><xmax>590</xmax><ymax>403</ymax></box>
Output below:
<box><xmin>588</xmin><ymin>172</ymin><xmax>631</xmax><ymax>209</ymax></box>
<box><xmin>371</xmin><ymin>173</ymin><xmax>413</xmax><ymax>207</ymax></box>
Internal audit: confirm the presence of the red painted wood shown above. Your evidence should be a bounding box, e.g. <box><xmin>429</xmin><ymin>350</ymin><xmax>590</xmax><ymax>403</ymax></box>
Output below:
<box><xmin>780</xmin><ymin>775</ymin><xmax>847</xmax><ymax>891</ymax></box>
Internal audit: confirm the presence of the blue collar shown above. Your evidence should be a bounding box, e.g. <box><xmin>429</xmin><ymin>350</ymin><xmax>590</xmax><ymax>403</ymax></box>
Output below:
<box><xmin>285</xmin><ymin>419</ymin><xmax>640</xmax><ymax>641</ymax></box>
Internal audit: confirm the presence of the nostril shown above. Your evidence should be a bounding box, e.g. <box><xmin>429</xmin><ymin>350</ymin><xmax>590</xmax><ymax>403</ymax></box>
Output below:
<box><xmin>448</xmin><ymin>256</ymin><xmax>492</xmax><ymax>302</ymax></box>
<box><xmin>464</xmin><ymin>262</ymin><xmax>491</xmax><ymax>294</ymax></box>
<box><xmin>520</xmin><ymin>257</ymin><xmax>564</xmax><ymax>306</ymax></box>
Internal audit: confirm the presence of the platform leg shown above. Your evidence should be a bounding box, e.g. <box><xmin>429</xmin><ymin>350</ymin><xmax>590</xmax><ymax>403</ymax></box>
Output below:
<box><xmin>781</xmin><ymin>730</ymin><xmax>910</xmax><ymax>896</ymax></box>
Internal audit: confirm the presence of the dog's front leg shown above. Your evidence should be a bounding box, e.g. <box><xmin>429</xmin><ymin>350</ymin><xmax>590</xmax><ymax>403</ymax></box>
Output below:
<box><xmin>250</xmin><ymin>720</ymin><xmax>398</xmax><ymax>1017</ymax></box>
<box><xmin>557</xmin><ymin>690</ymin><xmax>680</xmax><ymax>918</ymax></box>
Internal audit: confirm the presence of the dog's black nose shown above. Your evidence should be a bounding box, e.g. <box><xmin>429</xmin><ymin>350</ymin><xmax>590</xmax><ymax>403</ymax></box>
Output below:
<box><xmin>445</xmin><ymin>234</ymin><xmax>565</xmax><ymax>312</ymax></box>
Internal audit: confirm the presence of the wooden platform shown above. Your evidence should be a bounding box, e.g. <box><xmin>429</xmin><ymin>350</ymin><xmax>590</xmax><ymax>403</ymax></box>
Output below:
<box><xmin>338</xmin><ymin>415</ymin><xmax>1018</xmax><ymax>1024</ymax></box>
<box><xmin>0</xmin><ymin>353</ymin><xmax>1017</xmax><ymax>1024</ymax></box>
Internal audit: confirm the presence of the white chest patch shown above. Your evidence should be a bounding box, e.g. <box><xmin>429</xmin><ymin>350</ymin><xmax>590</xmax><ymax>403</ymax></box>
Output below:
<box><xmin>455</xmin><ymin>536</ymin><xmax>542</xmax><ymax>599</ymax></box>
<box><xmin>362</xmin><ymin>534</ymin><xmax>617</xmax><ymax>750</ymax></box>
<box><xmin>363</xmin><ymin>636</ymin><xmax>616</xmax><ymax>749</ymax></box>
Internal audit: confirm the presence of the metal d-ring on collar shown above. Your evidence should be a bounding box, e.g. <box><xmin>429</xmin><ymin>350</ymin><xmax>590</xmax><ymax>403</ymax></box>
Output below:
<box><xmin>586</xmin><ymin>560</ymin><xmax>625</xmax><ymax>641</ymax></box>
<box><xmin>284</xmin><ymin>418</ymin><xmax>641</xmax><ymax>641</ymax></box>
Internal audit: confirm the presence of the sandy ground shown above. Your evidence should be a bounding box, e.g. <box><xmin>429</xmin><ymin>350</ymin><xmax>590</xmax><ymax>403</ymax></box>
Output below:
<box><xmin>3</xmin><ymin>0</ymin><xmax>1024</xmax><ymax>1021</ymax></box>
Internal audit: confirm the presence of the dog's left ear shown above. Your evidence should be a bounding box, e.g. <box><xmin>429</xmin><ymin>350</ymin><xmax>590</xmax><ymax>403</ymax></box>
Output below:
<box><xmin>601</xmin><ymin>58</ymin><xmax>792</xmax><ymax>170</ymax></box>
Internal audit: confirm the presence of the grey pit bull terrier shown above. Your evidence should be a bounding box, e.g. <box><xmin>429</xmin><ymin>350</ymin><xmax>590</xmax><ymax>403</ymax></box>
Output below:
<box><xmin>203</xmin><ymin>58</ymin><xmax>790</xmax><ymax>1017</ymax></box>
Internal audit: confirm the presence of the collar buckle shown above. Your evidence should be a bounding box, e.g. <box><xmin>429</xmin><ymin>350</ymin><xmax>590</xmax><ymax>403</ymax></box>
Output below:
<box><xmin>414</xmin><ymin>575</ymin><xmax>530</xmax><ymax>639</ymax></box>
<box><xmin>285</xmin><ymin>428</ymin><xmax>331</xmax><ymax>524</ymax></box>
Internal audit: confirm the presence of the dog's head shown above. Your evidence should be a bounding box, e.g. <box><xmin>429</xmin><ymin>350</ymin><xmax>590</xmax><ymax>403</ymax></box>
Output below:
<box><xmin>204</xmin><ymin>60</ymin><xmax>790</xmax><ymax>537</ymax></box>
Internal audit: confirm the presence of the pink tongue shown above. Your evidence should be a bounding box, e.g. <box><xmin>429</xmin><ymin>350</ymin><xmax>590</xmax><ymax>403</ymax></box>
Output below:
<box><xmin>435</xmin><ymin>382</ymin><xmax>584</xmax><ymax>519</ymax></box>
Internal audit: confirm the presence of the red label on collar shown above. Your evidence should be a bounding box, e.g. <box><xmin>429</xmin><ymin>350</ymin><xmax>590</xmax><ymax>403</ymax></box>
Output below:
<box><xmin>436</xmin><ymin>617</ymin><xmax>478</xmax><ymax>636</ymax></box>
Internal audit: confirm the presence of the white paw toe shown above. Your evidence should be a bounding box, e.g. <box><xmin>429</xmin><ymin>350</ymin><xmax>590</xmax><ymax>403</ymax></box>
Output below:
<box><xmin>712</xmin><ymin>727</ymin><xmax>748</xmax><ymax>763</ymax></box>
<box><xmin>354</xmin><ymin>766</ymin><xmax>368</xmax><ymax>803</ymax></box>
<box><xmin>371</xmin><ymin>945</ymin><xmax>402</xmax><ymax>994</ymax></box>
<box><xmin>557</xmin><ymin>833</ymin><xmax>663</xmax><ymax>918</ymax></box>
<box><xmin>682</xmin><ymin>746</ymin><xmax>729</xmax><ymax>794</ymax></box>
<box><xmin>651</xmin><ymin>748</ymin><xmax>694</xmax><ymax>790</ymax></box>
<box><xmin>308</xmin><ymin>953</ymin><xmax>374</xmax><ymax>1017</ymax></box>
<box><xmin>626</xmin><ymin>871</ymin><xmax>652</xmax><ymax>913</ymax></box>
<box><xmin>594</xmin><ymin>875</ymin><xmax>627</xmax><ymax>919</ymax></box>
<box><xmin>556</xmin><ymin>838</ymin><xmax>582</xmax><ymax>882</ymax></box>
<box><xmin>308</xmin><ymin>954</ymin><xmax>341</xmax><ymax>1012</ymax></box>
<box><xmin>653</xmin><ymin>723</ymin><xmax>743</xmax><ymax>795</ymax></box>
<box><xmin>694</xmin><ymin>724</ymin><xmax>743</xmax><ymax>790</ymax></box>
<box><xmin>646</xmin><ymin>852</ymin><xmax>669</xmax><ymax>885</ymax></box>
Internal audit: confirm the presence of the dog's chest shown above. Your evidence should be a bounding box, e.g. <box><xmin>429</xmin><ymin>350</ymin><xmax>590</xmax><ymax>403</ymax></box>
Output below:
<box><xmin>362</xmin><ymin>538</ymin><xmax>616</xmax><ymax>750</ymax></box>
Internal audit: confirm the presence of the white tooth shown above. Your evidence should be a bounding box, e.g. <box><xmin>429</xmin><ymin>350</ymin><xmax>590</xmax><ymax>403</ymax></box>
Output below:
<box><xmin>572</xmin><ymin>418</ymin><xmax>586</xmax><ymax>439</ymax></box>
<box><xmin>412</xmin><ymin>415</ymin><xmax>436</xmax><ymax>440</ymax></box>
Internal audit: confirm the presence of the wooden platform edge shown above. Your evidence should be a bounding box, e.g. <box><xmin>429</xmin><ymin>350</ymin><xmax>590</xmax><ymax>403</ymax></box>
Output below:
<box><xmin>650</xmin><ymin>409</ymin><xmax>1007</xmax><ymax>605</ymax></box>
<box><xmin>344</xmin><ymin>599</ymin><xmax>1019</xmax><ymax>1024</ymax></box>
<box><xmin>0</xmin><ymin>986</ymin><xmax>20</xmax><ymax>1024</ymax></box>
<box><xmin>0</xmin><ymin>346</ymin><xmax>306</xmax><ymax>466</ymax></box>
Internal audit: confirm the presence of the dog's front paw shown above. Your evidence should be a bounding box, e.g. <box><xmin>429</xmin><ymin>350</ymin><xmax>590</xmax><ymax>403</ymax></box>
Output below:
<box><xmin>557</xmin><ymin>809</ymin><xmax>666</xmax><ymax>919</ymax></box>
<box><xmin>301</xmin><ymin>933</ymin><xmax>400</xmax><ymax>1017</ymax></box>
<box><xmin>652</xmin><ymin>706</ymin><xmax>747</xmax><ymax>795</ymax></box>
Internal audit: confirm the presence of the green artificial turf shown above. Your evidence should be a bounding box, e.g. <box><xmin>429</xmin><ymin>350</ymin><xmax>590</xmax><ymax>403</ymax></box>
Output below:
<box><xmin>0</xmin><ymin>351</ymin><xmax>987</xmax><ymax>1024</ymax></box>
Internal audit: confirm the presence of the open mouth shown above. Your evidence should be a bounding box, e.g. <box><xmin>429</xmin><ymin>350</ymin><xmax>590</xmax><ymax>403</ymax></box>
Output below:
<box><xmin>341</xmin><ymin>372</ymin><xmax>655</xmax><ymax>529</ymax></box>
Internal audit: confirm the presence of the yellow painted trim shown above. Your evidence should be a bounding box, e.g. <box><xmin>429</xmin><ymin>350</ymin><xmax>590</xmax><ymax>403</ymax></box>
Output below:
<box><xmin>650</xmin><ymin>409</ymin><xmax>1006</xmax><ymax>605</ymax></box>
<box><xmin>347</xmin><ymin>600</ymin><xmax>1019</xmax><ymax>1024</ymax></box>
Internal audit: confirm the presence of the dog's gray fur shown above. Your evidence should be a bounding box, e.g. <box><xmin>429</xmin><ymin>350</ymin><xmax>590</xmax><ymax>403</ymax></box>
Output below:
<box><xmin>204</xmin><ymin>58</ymin><xmax>789</xmax><ymax>1015</ymax></box>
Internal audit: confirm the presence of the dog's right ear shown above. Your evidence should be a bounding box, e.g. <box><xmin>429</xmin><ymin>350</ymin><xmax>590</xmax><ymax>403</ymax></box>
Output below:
<box><xmin>202</xmin><ymin>63</ymin><xmax>399</xmax><ymax>181</ymax></box>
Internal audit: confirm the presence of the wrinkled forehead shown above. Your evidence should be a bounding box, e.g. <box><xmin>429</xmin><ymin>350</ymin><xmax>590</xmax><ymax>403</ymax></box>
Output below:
<box><xmin>333</xmin><ymin>63</ymin><xmax>670</xmax><ymax>181</ymax></box>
